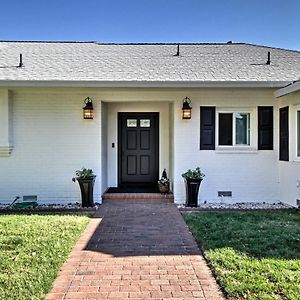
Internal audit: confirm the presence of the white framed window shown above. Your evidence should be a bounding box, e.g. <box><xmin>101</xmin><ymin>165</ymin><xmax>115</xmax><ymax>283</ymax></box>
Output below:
<box><xmin>216</xmin><ymin>107</ymin><xmax>256</xmax><ymax>151</ymax></box>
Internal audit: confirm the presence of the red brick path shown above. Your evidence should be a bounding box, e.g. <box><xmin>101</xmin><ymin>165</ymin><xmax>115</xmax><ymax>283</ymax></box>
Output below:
<box><xmin>46</xmin><ymin>202</ymin><xmax>224</xmax><ymax>300</ymax></box>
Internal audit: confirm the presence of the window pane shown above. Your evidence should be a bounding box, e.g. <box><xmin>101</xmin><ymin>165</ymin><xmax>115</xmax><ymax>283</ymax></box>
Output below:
<box><xmin>236</xmin><ymin>113</ymin><xmax>250</xmax><ymax>145</ymax></box>
<box><xmin>219</xmin><ymin>113</ymin><xmax>233</xmax><ymax>145</ymax></box>
<box><xmin>140</xmin><ymin>119</ymin><xmax>150</xmax><ymax>127</ymax></box>
<box><xmin>127</xmin><ymin>119</ymin><xmax>137</xmax><ymax>127</ymax></box>
<box><xmin>298</xmin><ymin>111</ymin><xmax>300</xmax><ymax>156</ymax></box>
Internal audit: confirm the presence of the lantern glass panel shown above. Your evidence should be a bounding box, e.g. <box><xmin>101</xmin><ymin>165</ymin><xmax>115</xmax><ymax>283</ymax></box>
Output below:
<box><xmin>182</xmin><ymin>108</ymin><xmax>191</xmax><ymax>119</ymax></box>
<box><xmin>83</xmin><ymin>109</ymin><xmax>93</xmax><ymax>119</ymax></box>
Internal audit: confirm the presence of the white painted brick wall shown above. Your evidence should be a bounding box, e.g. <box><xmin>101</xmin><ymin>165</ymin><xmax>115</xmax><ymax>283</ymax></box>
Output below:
<box><xmin>172</xmin><ymin>89</ymin><xmax>281</xmax><ymax>204</ymax></box>
<box><xmin>0</xmin><ymin>89</ymin><xmax>103</xmax><ymax>204</ymax></box>
<box><xmin>0</xmin><ymin>87</ymin><xmax>297</xmax><ymax>206</ymax></box>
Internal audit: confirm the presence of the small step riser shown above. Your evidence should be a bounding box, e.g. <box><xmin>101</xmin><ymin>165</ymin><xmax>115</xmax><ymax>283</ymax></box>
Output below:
<box><xmin>102</xmin><ymin>198</ymin><xmax>173</xmax><ymax>203</ymax></box>
<box><xmin>102</xmin><ymin>193</ymin><xmax>174</xmax><ymax>203</ymax></box>
<box><xmin>102</xmin><ymin>195</ymin><xmax>174</xmax><ymax>199</ymax></box>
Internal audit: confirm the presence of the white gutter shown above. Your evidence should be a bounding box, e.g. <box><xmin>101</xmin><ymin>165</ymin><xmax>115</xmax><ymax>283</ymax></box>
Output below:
<box><xmin>274</xmin><ymin>81</ymin><xmax>300</xmax><ymax>98</ymax></box>
<box><xmin>0</xmin><ymin>80</ymin><xmax>289</xmax><ymax>89</ymax></box>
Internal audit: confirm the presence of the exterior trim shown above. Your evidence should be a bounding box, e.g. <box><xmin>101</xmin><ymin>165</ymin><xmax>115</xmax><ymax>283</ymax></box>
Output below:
<box><xmin>0</xmin><ymin>80</ymin><xmax>290</xmax><ymax>88</ymax></box>
<box><xmin>274</xmin><ymin>81</ymin><xmax>300</xmax><ymax>98</ymax></box>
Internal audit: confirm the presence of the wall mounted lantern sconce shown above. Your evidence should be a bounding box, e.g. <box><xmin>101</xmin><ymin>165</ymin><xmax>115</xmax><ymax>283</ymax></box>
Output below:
<box><xmin>182</xmin><ymin>97</ymin><xmax>192</xmax><ymax>119</ymax></box>
<box><xmin>83</xmin><ymin>97</ymin><xmax>94</xmax><ymax>119</ymax></box>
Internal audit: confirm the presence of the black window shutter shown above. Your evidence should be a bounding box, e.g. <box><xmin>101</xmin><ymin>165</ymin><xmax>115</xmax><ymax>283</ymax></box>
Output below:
<box><xmin>279</xmin><ymin>106</ymin><xmax>289</xmax><ymax>161</ymax></box>
<box><xmin>200</xmin><ymin>106</ymin><xmax>215</xmax><ymax>150</ymax></box>
<box><xmin>258</xmin><ymin>106</ymin><xmax>273</xmax><ymax>150</ymax></box>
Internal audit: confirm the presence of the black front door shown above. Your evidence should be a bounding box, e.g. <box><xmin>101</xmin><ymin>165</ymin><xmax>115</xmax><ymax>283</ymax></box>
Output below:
<box><xmin>118</xmin><ymin>112</ymin><xmax>159</xmax><ymax>186</ymax></box>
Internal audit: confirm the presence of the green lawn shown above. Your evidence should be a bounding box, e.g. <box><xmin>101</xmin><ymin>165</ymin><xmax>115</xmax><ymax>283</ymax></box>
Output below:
<box><xmin>0</xmin><ymin>214</ymin><xmax>90</xmax><ymax>300</ymax></box>
<box><xmin>183</xmin><ymin>210</ymin><xmax>300</xmax><ymax>300</ymax></box>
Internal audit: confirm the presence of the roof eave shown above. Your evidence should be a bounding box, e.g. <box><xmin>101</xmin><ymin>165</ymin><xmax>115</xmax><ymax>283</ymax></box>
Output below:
<box><xmin>0</xmin><ymin>80</ymin><xmax>290</xmax><ymax>89</ymax></box>
<box><xmin>274</xmin><ymin>81</ymin><xmax>300</xmax><ymax>98</ymax></box>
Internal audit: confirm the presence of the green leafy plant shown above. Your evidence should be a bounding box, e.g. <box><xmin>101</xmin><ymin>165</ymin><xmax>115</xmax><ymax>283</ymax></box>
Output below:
<box><xmin>158</xmin><ymin>168</ymin><xmax>170</xmax><ymax>186</ymax></box>
<box><xmin>158</xmin><ymin>177</ymin><xmax>170</xmax><ymax>186</ymax></box>
<box><xmin>72</xmin><ymin>167</ymin><xmax>94</xmax><ymax>182</ymax></box>
<box><xmin>181</xmin><ymin>167</ymin><xmax>205</xmax><ymax>180</ymax></box>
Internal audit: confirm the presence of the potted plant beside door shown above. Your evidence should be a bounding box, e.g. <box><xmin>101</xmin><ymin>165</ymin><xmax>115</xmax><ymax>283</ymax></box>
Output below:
<box><xmin>182</xmin><ymin>167</ymin><xmax>205</xmax><ymax>207</ymax></box>
<box><xmin>72</xmin><ymin>167</ymin><xmax>96</xmax><ymax>207</ymax></box>
<box><xmin>158</xmin><ymin>168</ymin><xmax>170</xmax><ymax>194</ymax></box>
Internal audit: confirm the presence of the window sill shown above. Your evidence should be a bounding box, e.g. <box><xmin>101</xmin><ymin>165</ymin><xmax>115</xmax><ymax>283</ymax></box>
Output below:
<box><xmin>215</xmin><ymin>146</ymin><xmax>258</xmax><ymax>154</ymax></box>
<box><xmin>292</xmin><ymin>158</ymin><xmax>300</xmax><ymax>163</ymax></box>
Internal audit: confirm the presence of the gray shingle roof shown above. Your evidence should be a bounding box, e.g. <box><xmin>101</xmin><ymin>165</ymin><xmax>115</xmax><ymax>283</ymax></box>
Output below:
<box><xmin>0</xmin><ymin>41</ymin><xmax>299</xmax><ymax>85</ymax></box>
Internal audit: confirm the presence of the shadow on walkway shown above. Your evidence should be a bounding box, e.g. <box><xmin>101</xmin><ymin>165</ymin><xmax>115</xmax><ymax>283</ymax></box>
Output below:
<box><xmin>46</xmin><ymin>202</ymin><xmax>225</xmax><ymax>300</ymax></box>
<box><xmin>85</xmin><ymin>202</ymin><xmax>200</xmax><ymax>257</ymax></box>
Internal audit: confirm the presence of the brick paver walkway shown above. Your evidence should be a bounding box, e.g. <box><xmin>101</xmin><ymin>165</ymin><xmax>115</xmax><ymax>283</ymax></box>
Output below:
<box><xmin>46</xmin><ymin>202</ymin><xmax>224</xmax><ymax>300</ymax></box>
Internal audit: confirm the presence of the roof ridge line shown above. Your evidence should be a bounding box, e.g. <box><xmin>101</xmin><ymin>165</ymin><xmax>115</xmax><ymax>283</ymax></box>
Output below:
<box><xmin>0</xmin><ymin>40</ymin><xmax>96</xmax><ymax>43</ymax></box>
<box><xmin>243</xmin><ymin>42</ymin><xmax>300</xmax><ymax>53</ymax></box>
<box><xmin>0</xmin><ymin>41</ymin><xmax>299</xmax><ymax>52</ymax></box>
<box><xmin>0</xmin><ymin>40</ymin><xmax>246</xmax><ymax>46</ymax></box>
<box><xmin>94</xmin><ymin>42</ymin><xmax>246</xmax><ymax>45</ymax></box>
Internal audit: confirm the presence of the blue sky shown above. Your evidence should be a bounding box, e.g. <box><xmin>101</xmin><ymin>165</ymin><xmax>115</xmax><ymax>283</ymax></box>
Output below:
<box><xmin>1</xmin><ymin>0</ymin><xmax>299</xmax><ymax>50</ymax></box>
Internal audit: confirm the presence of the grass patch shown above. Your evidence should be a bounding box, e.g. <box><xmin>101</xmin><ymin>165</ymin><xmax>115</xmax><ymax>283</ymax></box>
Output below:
<box><xmin>0</xmin><ymin>214</ymin><xmax>90</xmax><ymax>300</ymax></box>
<box><xmin>183</xmin><ymin>210</ymin><xmax>300</xmax><ymax>300</ymax></box>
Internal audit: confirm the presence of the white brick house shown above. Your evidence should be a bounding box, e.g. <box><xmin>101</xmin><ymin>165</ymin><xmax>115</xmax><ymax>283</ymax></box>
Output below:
<box><xmin>0</xmin><ymin>41</ymin><xmax>299</xmax><ymax>206</ymax></box>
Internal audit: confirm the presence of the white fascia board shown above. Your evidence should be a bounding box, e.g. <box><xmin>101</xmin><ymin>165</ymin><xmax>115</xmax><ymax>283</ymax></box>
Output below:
<box><xmin>0</xmin><ymin>80</ymin><xmax>289</xmax><ymax>88</ymax></box>
<box><xmin>274</xmin><ymin>81</ymin><xmax>300</xmax><ymax>98</ymax></box>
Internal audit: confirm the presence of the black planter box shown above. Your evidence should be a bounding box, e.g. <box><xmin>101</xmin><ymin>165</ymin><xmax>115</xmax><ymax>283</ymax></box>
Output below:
<box><xmin>184</xmin><ymin>178</ymin><xmax>202</xmax><ymax>207</ymax></box>
<box><xmin>77</xmin><ymin>176</ymin><xmax>96</xmax><ymax>207</ymax></box>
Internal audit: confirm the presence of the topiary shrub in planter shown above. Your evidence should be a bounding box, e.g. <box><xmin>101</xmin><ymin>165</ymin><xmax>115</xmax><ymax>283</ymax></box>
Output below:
<box><xmin>182</xmin><ymin>167</ymin><xmax>205</xmax><ymax>207</ymax></box>
<box><xmin>72</xmin><ymin>168</ymin><xmax>96</xmax><ymax>207</ymax></box>
<box><xmin>158</xmin><ymin>168</ymin><xmax>170</xmax><ymax>194</ymax></box>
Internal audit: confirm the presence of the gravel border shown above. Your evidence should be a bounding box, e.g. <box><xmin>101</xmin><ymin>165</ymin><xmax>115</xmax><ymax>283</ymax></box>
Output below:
<box><xmin>0</xmin><ymin>203</ymin><xmax>99</xmax><ymax>214</ymax></box>
<box><xmin>179</xmin><ymin>202</ymin><xmax>297</xmax><ymax>212</ymax></box>
<box><xmin>0</xmin><ymin>201</ymin><xmax>297</xmax><ymax>214</ymax></box>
